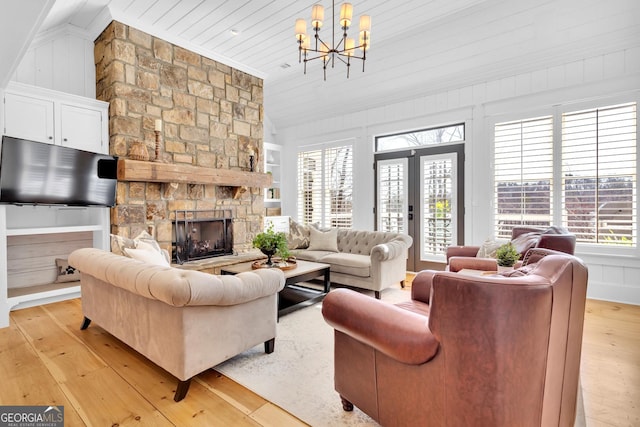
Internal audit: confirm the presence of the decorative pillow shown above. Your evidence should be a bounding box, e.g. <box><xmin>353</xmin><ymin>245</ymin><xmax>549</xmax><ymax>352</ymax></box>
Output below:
<box><xmin>307</xmin><ymin>227</ymin><xmax>339</xmax><ymax>252</ymax></box>
<box><xmin>510</xmin><ymin>232</ymin><xmax>541</xmax><ymax>256</ymax></box>
<box><xmin>288</xmin><ymin>218</ymin><xmax>311</xmax><ymax>249</ymax></box>
<box><xmin>476</xmin><ymin>237</ymin><xmax>505</xmax><ymax>258</ymax></box>
<box><xmin>110</xmin><ymin>234</ymin><xmax>136</xmax><ymax>256</ymax></box>
<box><xmin>124</xmin><ymin>240</ymin><xmax>170</xmax><ymax>266</ymax></box>
<box><xmin>55</xmin><ymin>258</ymin><xmax>81</xmax><ymax>283</ymax></box>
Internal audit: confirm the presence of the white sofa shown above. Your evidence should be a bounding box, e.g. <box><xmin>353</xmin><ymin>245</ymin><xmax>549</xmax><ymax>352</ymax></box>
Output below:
<box><xmin>68</xmin><ymin>248</ymin><xmax>285</xmax><ymax>401</ymax></box>
<box><xmin>289</xmin><ymin>227</ymin><xmax>413</xmax><ymax>299</ymax></box>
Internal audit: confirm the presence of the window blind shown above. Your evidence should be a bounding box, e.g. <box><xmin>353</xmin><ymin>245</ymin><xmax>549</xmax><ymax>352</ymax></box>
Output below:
<box><xmin>297</xmin><ymin>145</ymin><xmax>353</xmax><ymax>228</ymax></box>
<box><xmin>562</xmin><ymin>102</ymin><xmax>637</xmax><ymax>245</ymax></box>
<box><xmin>494</xmin><ymin>116</ymin><xmax>554</xmax><ymax>239</ymax></box>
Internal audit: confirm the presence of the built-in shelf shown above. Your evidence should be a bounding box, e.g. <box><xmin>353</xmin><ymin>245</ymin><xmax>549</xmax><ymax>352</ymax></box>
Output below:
<box><xmin>117</xmin><ymin>158</ymin><xmax>273</xmax><ymax>188</ymax></box>
<box><xmin>6</xmin><ymin>224</ymin><xmax>103</xmax><ymax>236</ymax></box>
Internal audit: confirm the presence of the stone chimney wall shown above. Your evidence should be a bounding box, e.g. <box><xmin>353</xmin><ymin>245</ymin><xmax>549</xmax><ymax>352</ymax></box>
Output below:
<box><xmin>95</xmin><ymin>21</ymin><xmax>264</xmax><ymax>255</ymax></box>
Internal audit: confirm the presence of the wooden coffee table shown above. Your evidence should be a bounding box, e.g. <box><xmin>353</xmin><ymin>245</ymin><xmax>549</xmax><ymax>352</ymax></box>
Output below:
<box><xmin>221</xmin><ymin>259</ymin><xmax>330</xmax><ymax>317</ymax></box>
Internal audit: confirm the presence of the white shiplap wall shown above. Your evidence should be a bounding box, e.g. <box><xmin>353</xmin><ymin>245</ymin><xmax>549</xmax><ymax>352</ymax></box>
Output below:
<box><xmin>276</xmin><ymin>46</ymin><xmax>640</xmax><ymax>305</ymax></box>
<box><xmin>11</xmin><ymin>25</ymin><xmax>96</xmax><ymax>99</ymax></box>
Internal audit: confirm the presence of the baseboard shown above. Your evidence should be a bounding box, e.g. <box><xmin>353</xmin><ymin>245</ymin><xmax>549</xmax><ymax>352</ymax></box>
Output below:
<box><xmin>587</xmin><ymin>280</ymin><xmax>640</xmax><ymax>306</ymax></box>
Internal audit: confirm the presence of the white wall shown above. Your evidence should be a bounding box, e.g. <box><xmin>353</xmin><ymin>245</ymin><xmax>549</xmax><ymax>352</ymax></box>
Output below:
<box><xmin>277</xmin><ymin>46</ymin><xmax>640</xmax><ymax>305</ymax></box>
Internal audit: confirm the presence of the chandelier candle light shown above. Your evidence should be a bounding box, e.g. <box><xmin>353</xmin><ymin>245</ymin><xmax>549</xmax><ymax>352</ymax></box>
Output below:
<box><xmin>295</xmin><ymin>1</ymin><xmax>371</xmax><ymax>80</ymax></box>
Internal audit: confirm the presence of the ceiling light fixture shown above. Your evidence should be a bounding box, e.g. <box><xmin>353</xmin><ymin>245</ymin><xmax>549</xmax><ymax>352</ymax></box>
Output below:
<box><xmin>295</xmin><ymin>1</ymin><xmax>371</xmax><ymax>80</ymax></box>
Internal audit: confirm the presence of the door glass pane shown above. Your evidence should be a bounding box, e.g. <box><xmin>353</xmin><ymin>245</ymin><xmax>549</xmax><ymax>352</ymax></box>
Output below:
<box><xmin>376</xmin><ymin>124</ymin><xmax>464</xmax><ymax>152</ymax></box>
<box><xmin>421</xmin><ymin>154</ymin><xmax>456</xmax><ymax>262</ymax></box>
<box><xmin>377</xmin><ymin>158</ymin><xmax>408</xmax><ymax>233</ymax></box>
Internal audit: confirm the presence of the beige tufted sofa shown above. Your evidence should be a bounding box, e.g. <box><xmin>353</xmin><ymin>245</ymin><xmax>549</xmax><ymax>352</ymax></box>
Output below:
<box><xmin>68</xmin><ymin>248</ymin><xmax>285</xmax><ymax>402</ymax></box>
<box><xmin>290</xmin><ymin>229</ymin><xmax>413</xmax><ymax>299</ymax></box>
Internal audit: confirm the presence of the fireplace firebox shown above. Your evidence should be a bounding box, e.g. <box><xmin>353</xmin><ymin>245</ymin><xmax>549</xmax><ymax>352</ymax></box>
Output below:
<box><xmin>172</xmin><ymin>210</ymin><xmax>233</xmax><ymax>264</ymax></box>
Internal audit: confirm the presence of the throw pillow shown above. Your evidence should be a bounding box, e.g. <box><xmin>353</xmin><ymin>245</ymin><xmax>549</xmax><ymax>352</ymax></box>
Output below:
<box><xmin>110</xmin><ymin>234</ymin><xmax>135</xmax><ymax>256</ymax></box>
<box><xmin>476</xmin><ymin>237</ymin><xmax>505</xmax><ymax>258</ymax></box>
<box><xmin>288</xmin><ymin>218</ymin><xmax>311</xmax><ymax>249</ymax></box>
<box><xmin>55</xmin><ymin>258</ymin><xmax>81</xmax><ymax>283</ymax></box>
<box><xmin>510</xmin><ymin>232</ymin><xmax>541</xmax><ymax>256</ymax></box>
<box><xmin>307</xmin><ymin>227</ymin><xmax>339</xmax><ymax>252</ymax></box>
<box><xmin>124</xmin><ymin>240</ymin><xmax>170</xmax><ymax>266</ymax></box>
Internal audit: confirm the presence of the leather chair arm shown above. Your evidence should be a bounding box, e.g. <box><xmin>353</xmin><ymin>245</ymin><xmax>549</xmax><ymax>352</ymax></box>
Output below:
<box><xmin>411</xmin><ymin>270</ymin><xmax>436</xmax><ymax>303</ymax></box>
<box><xmin>322</xmin><ymin>289</ymin><xmax>439</xmax><ymax>365</ymax></box>
<box><xmin>446</xmin><ymin>245</ymin><xmax>480</xmax><ymax>261</ymax></box>
<box><xmin>448</xmin><ymin>256</ymin><xmax>498</xmax><ymax>273</ymax></box>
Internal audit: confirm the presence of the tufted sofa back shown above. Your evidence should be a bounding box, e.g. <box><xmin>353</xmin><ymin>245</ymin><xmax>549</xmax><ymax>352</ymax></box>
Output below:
<box><xmin>336</xmin><ymin>229</ymin><xmax>411</xmax><ymax>255</ymax></box>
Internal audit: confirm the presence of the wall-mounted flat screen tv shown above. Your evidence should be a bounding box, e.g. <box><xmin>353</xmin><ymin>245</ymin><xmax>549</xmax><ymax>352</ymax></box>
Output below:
<box><xmin>0</xmin><ymin>135</ymin><xmax>118</xmax><ymax>207</ymax></box>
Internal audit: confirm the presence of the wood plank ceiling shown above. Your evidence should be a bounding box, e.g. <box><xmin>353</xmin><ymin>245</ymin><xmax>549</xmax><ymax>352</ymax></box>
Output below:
<box><xmin>35</xmin><ymin>0</ymin><xmax>640</xmax><ymax>129</ymax></box>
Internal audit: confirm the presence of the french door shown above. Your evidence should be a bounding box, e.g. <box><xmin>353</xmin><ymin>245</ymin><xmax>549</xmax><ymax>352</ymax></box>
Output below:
<box><xmin>375</xmin><ymin>144</ymin><xmax>464</xmax><ymax>272</ymax></box>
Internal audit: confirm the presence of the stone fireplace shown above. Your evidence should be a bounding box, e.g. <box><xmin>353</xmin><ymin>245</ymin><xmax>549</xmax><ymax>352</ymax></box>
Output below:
<box><xmin>95</xmin><ymin>21</ymin><xmax>266</xmax><ymax>259</ymax></box>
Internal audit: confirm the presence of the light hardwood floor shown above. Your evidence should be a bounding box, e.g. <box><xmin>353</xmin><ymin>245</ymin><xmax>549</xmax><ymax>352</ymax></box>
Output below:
<box><xmin>0</xmin><ymin>295</ymin><xmax>638</xmax><ymax>426</ymax></box>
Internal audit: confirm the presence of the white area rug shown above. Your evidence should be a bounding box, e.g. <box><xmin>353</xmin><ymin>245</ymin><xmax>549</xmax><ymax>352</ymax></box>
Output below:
<box><xmin>215</xmin><ymin>285</ymin><xmax>586</xmax><ymax>427</ymax></box>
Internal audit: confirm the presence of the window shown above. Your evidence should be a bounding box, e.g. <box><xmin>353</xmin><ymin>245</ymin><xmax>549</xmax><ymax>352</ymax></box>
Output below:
<box><xmin>493</xmin><ymin>102</ymin><xmax>637</xmax><ymax>247</ymax></box>
<box><xmin>376</xmin><ymin>123</ymin><xmax>464</xmax><ymax>151</ymax></box>
<box><xmin>493</xmin><ymin>116</ymin><xmax>554</xmax><ymax>239</ymax></box>
<box><xmin>562</xmin><ymin>103</ymin><xmax>637</xmax><ymax>245</ymax></box>
<box><xmin>297</xmin><ymin>144</ymin><xmax>353</xmax><ymax>228</ymax></box>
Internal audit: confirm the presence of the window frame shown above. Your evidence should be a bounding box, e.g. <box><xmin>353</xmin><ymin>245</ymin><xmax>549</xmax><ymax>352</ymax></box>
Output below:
<box><xmin>296</xmin><ymin>139</ymin><xmax>354</xmax><ymax>229</ymax></box>
<box><xmin>489</xmin><ymin>95</ymin><xmax>638</xmax><ymax>257</ymax></box>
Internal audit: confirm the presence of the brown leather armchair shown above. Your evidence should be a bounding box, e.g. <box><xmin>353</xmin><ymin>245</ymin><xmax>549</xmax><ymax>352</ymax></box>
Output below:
<box><xmin>447</xmin><ymin>226</ymin><xmax>576</xmax><ymax>272</ymax></box>
<box><xmin>322</xmin><ymin>253</ymin><xmax>588</xmax><ymax>427</ymax></box>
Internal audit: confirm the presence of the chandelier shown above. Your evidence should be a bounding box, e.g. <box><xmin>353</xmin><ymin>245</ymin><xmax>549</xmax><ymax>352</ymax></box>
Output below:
<box><xmin>295</xmin><ymin>1</ymin><xmax>371</xmax><ymax>80</ymax></box>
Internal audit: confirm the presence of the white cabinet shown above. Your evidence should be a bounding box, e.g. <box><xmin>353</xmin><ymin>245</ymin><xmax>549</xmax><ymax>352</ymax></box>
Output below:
<box><xmin>0</xmin><ymin>83</ymin><xmax>110</xmax><ymax>329</ymax></box>
<box><xmin>264</xmin><ymin>143</ymin><xmax>282</xmax><ymax>215</ymax></box>
<box><xmin>3</xmin><ymin>82</ymin><xmax>108</xmax><ymax>154</ymax></box>
<box><xmin>3</xmin><ymin>93</ymin><xmax>54</xmax><ymax>143</ymax></box>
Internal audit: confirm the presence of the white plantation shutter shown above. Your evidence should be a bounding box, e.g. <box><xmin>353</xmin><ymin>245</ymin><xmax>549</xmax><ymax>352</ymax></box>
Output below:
<box><xmin>494</xmin><ymin>116</ymin><xmax>554</xmax><ymax>239</ymax></box>
<box><xmin>562</xmin><ymin>103</ymin><xmax>637</xmax><ymax>245</ymax></box>
<box><xmin>325</xmin><ymin>146</ymin><xmax>353</xmax><ymax>228</ymax></box>
<box><xmin>297</xmin><ymin>144</ymin><xmax>353</xmax><ymax>228</ymax></box>
<box><xmin>377</xmin><ymin>158</ymin><xmax>408</xmax><ymax>234</ymax></box>
<box><xmin>421</xmin><ymin>154</ymin><xmax>456</xmax><ymax>262</ymax></box>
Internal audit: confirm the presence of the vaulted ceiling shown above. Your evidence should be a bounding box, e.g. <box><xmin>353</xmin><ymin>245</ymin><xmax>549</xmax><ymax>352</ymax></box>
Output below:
<box><xmin>2</xmin><ymin>0</ymin><xmax>638</xmax><ymax>130</ymax></box>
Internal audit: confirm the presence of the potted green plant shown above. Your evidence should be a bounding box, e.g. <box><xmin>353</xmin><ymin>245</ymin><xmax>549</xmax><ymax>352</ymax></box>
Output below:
<box><xmin>252</xmin><ymin>223</ymin><xmax>290</xmax><ymax>266</ymax></box>
<box><xmin>495</xmin><ymin>242</ymin><xmax>520</xmax><ymax>272</ymax></box>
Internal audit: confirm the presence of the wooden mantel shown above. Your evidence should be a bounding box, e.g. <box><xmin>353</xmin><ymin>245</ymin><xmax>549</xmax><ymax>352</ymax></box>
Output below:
<box><xmin>117</xmin><ymin>159</ymin><xmax>273</xmax><ymax>196</ymax></box>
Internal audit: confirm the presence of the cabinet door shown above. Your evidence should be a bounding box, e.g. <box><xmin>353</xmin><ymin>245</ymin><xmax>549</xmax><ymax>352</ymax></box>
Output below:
<box><xmin>4</xmin><ymin>93</ymin><xmax>55</xmax><ymax>144</ymax></box>
<box><xmin>60</xmin><ymin>104</ymin><xmax>104</xmax><ymax>153</ymax></box>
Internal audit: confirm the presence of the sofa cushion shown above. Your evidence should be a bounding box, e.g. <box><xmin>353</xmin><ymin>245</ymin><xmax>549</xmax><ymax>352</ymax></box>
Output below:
<box><xmin>292</xmin><ymin>249</ymin><xmax>336</xmax><ymax>262</ymax></box>
<box><xmin>320</xmin><ymin>253</ymin><xmax>371</xmax><ymax>278</ymax></box>
<box><xmin>308</xmin><ymin>227</ymin><xmax>338</xmax><ymax>252</ymax></box>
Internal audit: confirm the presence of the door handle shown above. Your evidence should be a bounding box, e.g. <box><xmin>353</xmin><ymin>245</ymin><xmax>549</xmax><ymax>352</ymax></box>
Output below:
<box><xmin>408</xmin><ymin>213</ymin><xmax>414</xmax><ymax>220</ymax></box>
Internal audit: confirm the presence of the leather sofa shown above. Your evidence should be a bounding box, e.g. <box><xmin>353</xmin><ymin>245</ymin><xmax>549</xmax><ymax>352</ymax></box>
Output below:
<box><xmin>69</xmin><ymin>248</ymin><xmax>285</xmax><ymax>401</ymax></box>
<box><xmin>322</xmin><ymin>252</ymin><xmax>588</xmax><ymax>426</ymax></box>
<box><xmin>447</xmin><ymin>225</ymin><xmax>576</xmax><ymax>272</ymax></box>
<box><xmin>290</xmin><ymin>228</ymin><xmax>413</xmax><ymax>299</ymax></box>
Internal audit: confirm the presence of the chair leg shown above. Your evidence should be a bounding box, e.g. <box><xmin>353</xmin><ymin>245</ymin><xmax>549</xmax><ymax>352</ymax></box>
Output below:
<box><xmin>374</xmin><ymin>291</ymin><xmax>381</xmax><ymax>299</ymax></box>
<box><xmin>80</xmin><ymin>317</ymin><xmax>91</xmax><ymax>330</ymax></box>
<box><xmin>400</xmin><ymin>279</ymin><xmax>406</xmax><ymax>288</ymax></box>
<box><xmin>264</xmin><ymin>338</ymin><xmax>275</xmax><ymax>354</ymax></box>
<box><xmin>174</xmin><ymin>379</ymin><xmax>191</xmax><ymax>402</ymax></box>
<box><xmin>340</xmin><ymin>395</ymin><xmax>354</xmax><ymax>411</ymax></box>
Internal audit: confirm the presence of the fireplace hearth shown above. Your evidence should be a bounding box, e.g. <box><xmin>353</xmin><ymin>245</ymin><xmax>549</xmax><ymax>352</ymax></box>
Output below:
<box><xmin>173</xmin><ymin>210</ymin><xmax>233</xmax><ymax>264</ymax></box>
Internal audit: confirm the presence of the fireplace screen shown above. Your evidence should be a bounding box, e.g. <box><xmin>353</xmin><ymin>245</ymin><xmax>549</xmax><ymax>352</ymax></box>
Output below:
<box><xmin>172</xmin><ymin>210</ymin><xmax>233</xmax><ymax>264</ymax></box>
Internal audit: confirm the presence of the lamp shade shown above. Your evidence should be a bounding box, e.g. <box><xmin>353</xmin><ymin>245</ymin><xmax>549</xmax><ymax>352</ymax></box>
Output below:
<box><xmin>312</xmin><ymin>4</ymin><xmax>324</xmax><ymax>29</ymax></box>
<box><xmin>340</xmin><ymin>3</ymin><xmax>353</xmax><ymax>28</ymax></box>
<box><xmin>345</xmin><ymin>38</ymin><xmax>355</xmax><ymax>56</ymax></box>
<box><xmin>359</xmin><ymin>15</ymin><xmax>371</xmax><ymax>32</ymax></box>
<box><xmin>295</xmin><ymin>18</ymin><xmax>307</xmax><ymax>41</ymax></box>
